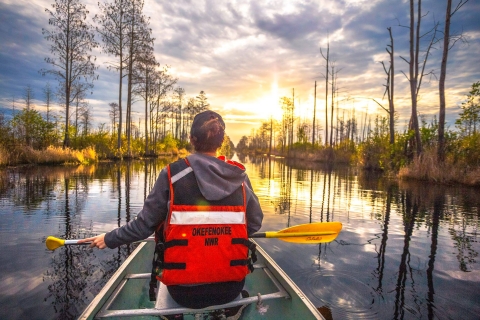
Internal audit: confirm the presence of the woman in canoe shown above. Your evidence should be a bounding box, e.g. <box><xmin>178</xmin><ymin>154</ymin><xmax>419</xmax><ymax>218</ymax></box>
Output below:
<box><xmin>79</xmin><ymin>110</ymin><xmax>264</xmax><ymax>311</ymax></box>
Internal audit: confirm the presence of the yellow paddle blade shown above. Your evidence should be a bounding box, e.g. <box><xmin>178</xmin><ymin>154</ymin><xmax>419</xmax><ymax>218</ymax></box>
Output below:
<box><xmin>46</xmin><ymin>236</ymin><xmax>65</xmax><ymax>251</ymax></box>
<box><xmin>265</xmin><ymin>221</ymin><xmax>342</xmax><ymax>243</ymax></box>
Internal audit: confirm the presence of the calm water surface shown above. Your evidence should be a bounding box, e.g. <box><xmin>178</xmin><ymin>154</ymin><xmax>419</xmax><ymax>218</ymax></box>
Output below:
<box><xmin>0</xmin><ymin>155</ymin><xmax>479</xmax><ymax>319</ymax></box>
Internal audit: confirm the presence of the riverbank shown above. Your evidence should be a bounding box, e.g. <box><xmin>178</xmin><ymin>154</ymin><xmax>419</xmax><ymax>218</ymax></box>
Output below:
<box><xmin>242</xmin><ymin>147</ymin><xmax>480</xmax><ymax>188</ymax></box>
<box><xmin>2</xmin><ymin>144</ymin><xmax>479</xmax><ymax>187</ymax></box>
<box><xmin>0</xmin><ymin>145</ymin><xmax>188</xmax><ymax>167</ymax></box>
<box><xmin>0</xmin><ymin>145</ymin><xmax>98</xmax><ymax>166</ymax></box>
<box><xmin>397</xmin><ymin>150</ymin><xmax>480</xmax><ymax>187</ymax></box>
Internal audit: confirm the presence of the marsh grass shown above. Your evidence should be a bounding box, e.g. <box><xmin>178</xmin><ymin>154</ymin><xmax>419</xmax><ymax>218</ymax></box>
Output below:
<box><xmin>0</xmin><ymin>146</ymin><xmax>97</xmax><ymax>166</ymax></box>
<box><xmin>0</xmin><ymin>146</ymin><xmax>7</xmax><ymax>166</ymax></box>
<box><xmin>398</xmin><ymin>148</ymin><xmax>480</xmax><ymax>186</ymax></box>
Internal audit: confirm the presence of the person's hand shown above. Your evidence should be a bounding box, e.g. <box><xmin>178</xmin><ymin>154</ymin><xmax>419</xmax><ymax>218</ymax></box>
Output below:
<box><xmin>78</xmin><ymin>233</ymin><xmax>107</xmax><ymax>249</ymax></box>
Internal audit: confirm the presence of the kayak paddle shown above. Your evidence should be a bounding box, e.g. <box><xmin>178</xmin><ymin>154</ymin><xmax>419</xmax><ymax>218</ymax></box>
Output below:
<box><xmin>250</xmin><ymin>221</ymin><xmax>342</xmax><ymax>243</ymax></box>
<box><xmin>46</xmin><ymin>221</ymin><xmax>342</xmax><ymax>250</ymax></box>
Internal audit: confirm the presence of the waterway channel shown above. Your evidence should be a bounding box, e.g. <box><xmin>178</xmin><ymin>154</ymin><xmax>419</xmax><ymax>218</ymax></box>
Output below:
<box><xmin>0</xmin><ymin>154</ymin><xmax>479</xmax><ymax>319</ymax></box>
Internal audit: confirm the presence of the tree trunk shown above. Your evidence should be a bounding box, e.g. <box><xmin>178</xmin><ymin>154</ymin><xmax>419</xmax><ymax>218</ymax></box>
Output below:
<box><xmin>126</xmin><ymin>16</ymin><xmax>134</xmax><ymax>157</ymax></box>
<box><xmin>409</xmin><ymin>0</ymin><xmax>422</xmax><ymax>155</ymax></box>
<box><xmin>438</xmin><ymin>0</ymin><xmax>452</xmax><ymax>162</ymax></box>
<box><xmin>330</xmin><ymin>66</ymin><xmax>335</xmax><ymax>146</ymax></box>
<box><xmin>324</xmin><ymin>44</ymin><xmax>329</xmax><ymax>146</ymax></box>
<box><xmin>312</xmin><ymin>81</ymin><xmax>316</xmax><ymax>149</ymax></box>
<box><xmin>63</xmin><ymin>7</ymin><xmax>71</xmax><ymax>149</ymax></box>
<box><xmin>144</xmin><ymin>77</ymin><xmax>149</xmax><ymax>156</ymax></box>
<box><xmin>387</xmin><ymin>27</ymin><xmax>395</xmax><ymax>145</ymax></box>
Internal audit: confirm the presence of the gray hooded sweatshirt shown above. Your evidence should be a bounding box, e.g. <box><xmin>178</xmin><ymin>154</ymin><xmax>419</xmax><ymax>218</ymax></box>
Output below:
<box><xmin>105</xmin><ymin>153</ymin><xmax>264</xmax><ymax>248</ymax></box>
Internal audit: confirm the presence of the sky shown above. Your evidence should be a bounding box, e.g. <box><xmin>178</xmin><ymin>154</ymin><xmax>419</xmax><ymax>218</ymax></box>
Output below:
<box><xmin>0</xmin><ymin>0</ymin><xmax>479</xmax><ymax>145</ymax></box>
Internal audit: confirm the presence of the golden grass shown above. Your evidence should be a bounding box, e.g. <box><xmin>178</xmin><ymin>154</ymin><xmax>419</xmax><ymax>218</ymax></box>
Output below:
<box><xmin>0</xmin><ymin>146</ymin><xmax>7</xmax><ymax>166</ymax></box>
<box><xmin>398</xmin><ymin>149</ymin><xmax>480</xmax><ymax>186</ymax></box>
<box><xmin>0</xmin><ymin>145</ymin><xmax>98</xmax><ymax>165</ymax></box>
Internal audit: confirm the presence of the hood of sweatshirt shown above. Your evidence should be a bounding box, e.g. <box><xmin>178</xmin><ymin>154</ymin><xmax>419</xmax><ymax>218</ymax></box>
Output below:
<box><xmin>186</xmin><ymin>153</ymin><xmax>246</xmax><ymax>201</ymax></box>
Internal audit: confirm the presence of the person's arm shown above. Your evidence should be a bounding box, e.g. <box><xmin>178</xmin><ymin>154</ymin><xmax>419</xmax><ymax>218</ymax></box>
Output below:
<box><xmin>244</xmin><ymin>176</ymin><xmax>263</xmax><ymax>235</ymax></box>
<box><xmin>79</xmin><ymin>168</ymin><xmax>170</xmax><ymax>249</ymax></box>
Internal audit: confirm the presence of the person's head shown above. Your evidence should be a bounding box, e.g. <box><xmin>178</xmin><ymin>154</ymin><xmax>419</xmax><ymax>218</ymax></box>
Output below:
<box><xmin>190</xmin><ymin>110</ymin><xmax>225</xmax><ymax>153</ymax></box>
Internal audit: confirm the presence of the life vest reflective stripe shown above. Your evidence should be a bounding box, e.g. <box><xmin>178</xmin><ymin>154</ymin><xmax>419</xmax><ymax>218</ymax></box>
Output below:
<box><xmin>170</xmin><ymin>210</ymin><xmax>246</xmax><ymax>225</ymax></box>
<box><xmin>155</xmin><ymin>158</ymin><xmax>254</xmax><ymax>286</ymax></box>
<box><xmin>170</xmin><ymin>166</ymin><xmax>193</xmax><ymax>183</ymax></box>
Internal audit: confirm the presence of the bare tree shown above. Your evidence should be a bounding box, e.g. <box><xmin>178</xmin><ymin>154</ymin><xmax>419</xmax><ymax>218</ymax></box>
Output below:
<box><xmin>109</xmin><ymin>102</ymin><xmax>119</xmax><ymax>134</ymax></box>
<box><xmin>152</xmin><ymin>67</ymin><xmax>177</xmax><ymax>148</ymax></box>
<box><xmin>185</xmin><ymin>97</ymin><xmax>196</xmax><ymax>139</ymax></box>
<box><xmin>133</xmin><ymin>44</ymin><xmax>157</xmax><ymax>155</ymax></box>
<box><xmin>385</xmin><ymin>27</ymin><xmax>395</xmax><ymax>145</ymax></box>
<box><xmin>21</xmin><ymin>85</ymin><xmax>34</xmax><ymax>146</ymax></box>
<box><xmin>280</xmin><ymin>96</ymin><xmax>294</xmax><ymax>153</ymax></box>
<box><xmin>374</xmin><ymin>27</ymin><xmax>396</xmax><ymax>145</ymax></box>
<box><xmin>23</xmin><ymin>85</ymin><xmax>34</xmax><ymax>111</ymax></box>
<box><xmin>320</xmin><ymin>41</ymin><xmax>330</xmax><ymax>146</ymax></box>
<box><xmin>94</xmin><ymin>0</ymin><xmax>129</xmax><ymax>152</ymax></box>
<box><xmin>43</xmin><ymin>83</ymin><xmax>54</xmax><ymax>123</ymax></box>
<box><xmin>330</xmin><ymin>66</ymin><xmax>340</xmax><ymax>146</ymax></box>
<box><xmin>438</xmin><ymin>0</ymin><xmax>469</xmax><ymax>162</ymax></box>
<box><xmin>312</xmin><ymin>81</ymin><xmax>317</xmax><ymax>148</ymax></box>
<box><xmin>79</xmin><ymin>104</ymin><xmax>92</xmax><ymax>137</ymax></box>
<box><xmin>41</xmin><ymin>0</ymin><xmax>98</xmax><ymax>148</ymax></box>
<box><xmin>174</xmin><ymin>87</ymin><xmax>185</xmax><ymax>140</ymax></box>
<box><xmin>124</xmin><ymin>0</ymin><xmax>152</xmax><ymax>156</ymax></box>
<box><xmin>72</xmin><ymin>86</ymin><xmax>88</xmax><ymax>139</ymax></box>
<box><xmin>400</xmin><ymin>0</ymin><xmax>439</xmax><ymax>155</ymax></box>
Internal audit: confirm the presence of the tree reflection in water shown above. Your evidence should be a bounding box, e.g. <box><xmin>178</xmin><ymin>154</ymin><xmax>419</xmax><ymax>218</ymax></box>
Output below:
<box><xmin>42</xmin><ymin>160</ymin><xmax>163</xmax><ymax>319</ymax></box>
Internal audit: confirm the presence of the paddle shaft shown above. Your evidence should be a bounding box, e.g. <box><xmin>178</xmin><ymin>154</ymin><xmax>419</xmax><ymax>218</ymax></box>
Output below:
<box><xmin>66</xmin><ymin>237</ymin><xmax>156</xmax><ymax>246</ymax></box>
<box><xmin>64</xmin><ymin>240</ymin><xmax>88</xmax><ymax>245</ymax></box>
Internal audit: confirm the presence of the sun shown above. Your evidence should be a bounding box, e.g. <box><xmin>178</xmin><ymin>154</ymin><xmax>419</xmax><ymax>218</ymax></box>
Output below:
<box><xmin>222</xmin><ymin>80</ymin><xmax>286</xmax><ymax>126</ymax></box>
<box><xmin>250</xmin><ymin>81</ymin><xmax>284</xmax><ymax>121</ymax></box>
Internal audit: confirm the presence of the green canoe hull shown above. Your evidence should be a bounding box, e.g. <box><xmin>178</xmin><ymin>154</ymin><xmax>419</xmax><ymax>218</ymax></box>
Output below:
<box><xmin>79</xmin><ymin>240</ymin><xmax>324</xmax><ymax>319</ymax></box>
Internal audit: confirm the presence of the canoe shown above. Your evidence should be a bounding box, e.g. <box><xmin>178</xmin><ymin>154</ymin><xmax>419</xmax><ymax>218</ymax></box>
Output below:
<box><xmin>79</xmin><ymin>240</ymin><xmax>325</xmax><ymax>319</ymax></box>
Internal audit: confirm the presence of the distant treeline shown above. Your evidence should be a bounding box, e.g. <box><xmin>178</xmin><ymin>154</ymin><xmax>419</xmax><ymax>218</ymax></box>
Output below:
<box><xmin>236</xmin><ymin>81</ymin><xmax>480</xmax><ymax>186</ymax></box>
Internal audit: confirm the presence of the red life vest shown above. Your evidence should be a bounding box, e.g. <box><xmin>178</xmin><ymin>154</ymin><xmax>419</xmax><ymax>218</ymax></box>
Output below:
<box><xmin>155</xmin><ymin>158</ymin><xmax>255</xmax><ymax>286</ymax></box>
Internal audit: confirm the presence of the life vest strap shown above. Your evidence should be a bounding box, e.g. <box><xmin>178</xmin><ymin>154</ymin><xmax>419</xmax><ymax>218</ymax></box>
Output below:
<box><xmin>231</xmin><ymin>238</ymin><xmax>257</xmax><ymax>273</ymax></box>
<box><xmin>230</xmin><ymin>258</ymin><xmax>255</xmax><ymax>273</ymax></box>
<box><xmin>232</xmin><ymin>238</ymin><xmax>256</xmax><ymax>250</ymax></box>
<box><xmin>232</xmin><ymin>238</ymin><xmax>257</xmax><ymax>262</ymax></box>
<box><xmin>163</xmin><ymin>262</ymin><xmax>187</xmax><ymax>270</ymax></box>
<box><xmin>230</xmin><ymin>259</ymin><xmax>249</xmax><ymax>266</ymax></box>
<box><xmin>155</xmin><ymin>239</ymin><xmax>188</xmax><ymax>252</ymax></box>
<box><xmin>150</xmin><ymin>239</ymin><xmax>189</xmax><ymax>301</ymax></box>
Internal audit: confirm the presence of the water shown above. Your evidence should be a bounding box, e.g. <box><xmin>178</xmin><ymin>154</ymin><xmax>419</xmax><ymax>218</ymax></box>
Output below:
<box><xmin>0</xmin><ymin>155</ymin><xmax>479</xmax><ymax>319</ymax></box>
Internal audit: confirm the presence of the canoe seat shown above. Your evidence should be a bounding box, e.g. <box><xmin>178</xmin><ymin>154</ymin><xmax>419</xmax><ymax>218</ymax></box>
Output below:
<box><xmin>94</xmin><ymin>263</ymin><xmax>291</xmax><ymax>318</ymax></box>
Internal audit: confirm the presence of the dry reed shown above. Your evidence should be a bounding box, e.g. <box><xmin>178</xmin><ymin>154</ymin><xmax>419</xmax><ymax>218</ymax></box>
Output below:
<box><xmin>0</xmin><ymin>146</ymin><xmax>7</xmax><ymax>166</ymax></box>
<box><xmin>398</xmin><ymin>149</ymin><xmax>479</xmax><ymax>186</ymax></box>
<box><xmin>0</xmin><ymin>145</ymin><xmax>98</xmax><ymax>165</ymax></box>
